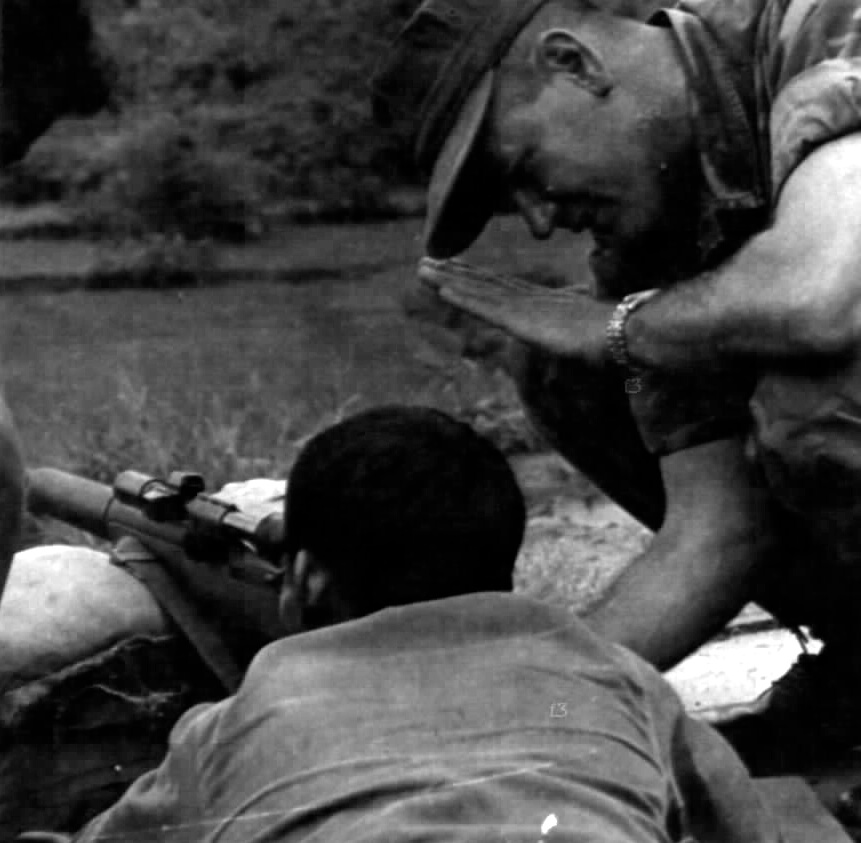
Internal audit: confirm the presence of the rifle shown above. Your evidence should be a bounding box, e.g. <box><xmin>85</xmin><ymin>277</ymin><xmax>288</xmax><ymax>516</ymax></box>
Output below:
<box><xmin>25</xmin><ymin>467</ymin><xmax>287</xmax><ymax>687</ymax></box>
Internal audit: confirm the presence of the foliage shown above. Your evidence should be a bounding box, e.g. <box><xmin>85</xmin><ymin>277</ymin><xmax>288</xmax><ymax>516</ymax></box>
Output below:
<box><xmin>59</xmin><ymin>366</ymin><xmax>329</xmax><ymax>485</ymax></box>
<box><xmin>4</xmin><ymin>220</ymin><xmax>613</xmax><ymax>598</ymax></box>
<box><xmin>0</xmin><ymin>0</ymin><xmax>425</xmax><ymax>231</ymax></box>
<box><xmin>3</xmin><ymin>222</ymin><xmax>554</xmax><ymax>486</ymax></box>
<box><xmin>80</xmin><ymin>116</ymin><xmax>268</xmax><ymax>240</ymax></box>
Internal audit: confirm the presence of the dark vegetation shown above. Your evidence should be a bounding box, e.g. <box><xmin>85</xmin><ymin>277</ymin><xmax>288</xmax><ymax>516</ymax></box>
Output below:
<box><xmin>0</xmin><ymin>0</ymin><xmax>665</xmax><ymax>241</ymax></box>
<box><xmin>0</xmin><ymin>0</ymin><xmax>426</xmax><ymax>239</ymax></box>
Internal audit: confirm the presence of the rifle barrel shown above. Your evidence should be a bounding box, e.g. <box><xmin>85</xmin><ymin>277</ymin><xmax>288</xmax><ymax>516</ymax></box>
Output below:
<box><xmin>26</xmin><ymin>467</ymin><xmax>113</xmax><ymax>538</ymax></box>
<box><xmin>25</xmin><ymin>466</ymin><xmax>285</xmax><ymax>645</ymax></box>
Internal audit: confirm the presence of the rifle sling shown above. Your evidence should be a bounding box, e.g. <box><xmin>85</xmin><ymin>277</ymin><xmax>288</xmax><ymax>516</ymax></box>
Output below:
<box><xmin>110</xmin><ymin>538</ymin><xmax>244</xmax><ymax>694</ymax></box>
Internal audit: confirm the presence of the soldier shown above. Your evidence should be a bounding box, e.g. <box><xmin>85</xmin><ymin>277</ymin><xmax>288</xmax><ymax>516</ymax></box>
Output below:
<box><xmin>373</xmin><ymin>0</ymin><xmax>861</xmax><ymax>768</ymax></box>
<box><xmin>55</xmin><ymin>407</ymin><xmax>779</xmax><ymax>843</ymax></box>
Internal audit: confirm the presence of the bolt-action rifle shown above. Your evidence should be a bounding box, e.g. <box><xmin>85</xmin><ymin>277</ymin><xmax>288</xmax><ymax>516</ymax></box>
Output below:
<box><xmin>25</xmin><ymin>468</ymin><xmax>287</xmax><ymax>685</ymax></box>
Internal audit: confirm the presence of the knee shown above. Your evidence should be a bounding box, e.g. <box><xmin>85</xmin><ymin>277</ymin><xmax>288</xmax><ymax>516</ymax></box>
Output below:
<box><xmin>1</xmin><ymin>0</ymin><xmax>110</xmax><ymax>164</ymax></box>
<box><xmin>0</xmin><ymin>398</ymin><xmax>24</xmax><ymax>570</ymax></box>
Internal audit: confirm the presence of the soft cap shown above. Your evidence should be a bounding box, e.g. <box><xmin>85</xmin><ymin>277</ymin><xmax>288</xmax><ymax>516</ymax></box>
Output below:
<box><xmin>371</xmin><ymin>0</ymin><xmax>550</xmax><ymax>257</ymax></box>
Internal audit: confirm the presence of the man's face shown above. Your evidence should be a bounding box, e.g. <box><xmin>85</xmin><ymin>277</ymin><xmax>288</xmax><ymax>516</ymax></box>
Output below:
<box><xmin>482</xmin><ymin>68</ymin><xmax>699</xmax><ymax>295</ymax></box>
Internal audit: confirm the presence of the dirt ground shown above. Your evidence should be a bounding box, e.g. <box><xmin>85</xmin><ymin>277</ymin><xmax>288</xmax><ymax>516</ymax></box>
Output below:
<box><xmin>511</xmin><ymin>452</ymin><xmax>651</xmax><ymax>613</ymax></box>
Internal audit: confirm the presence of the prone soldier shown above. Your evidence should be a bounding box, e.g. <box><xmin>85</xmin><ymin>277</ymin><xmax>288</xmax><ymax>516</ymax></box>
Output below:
<box><xmin>41</xmin><ymin>406</ymin><xmax>783</xmax><ymax>843</ymax></box>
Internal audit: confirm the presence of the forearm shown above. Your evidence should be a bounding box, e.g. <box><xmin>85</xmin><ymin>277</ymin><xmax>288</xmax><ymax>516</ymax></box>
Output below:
<box><xmin>626</xmin><ymin>136</ymin><xmax>861</xmax><ymax>373</ymax></box>
<box><xmin>583</xmin><ymin>438</ymin><xmax>778</xmax><ymax>671</ymax></box>
<box><xmin>585</xmin><ymin>520</ymin><xmax>766</xmax><ymax>670</ymax></box>
<box><xmin>625</xmin><ymin>228</ymin><xmax>860</xmax><ymax>372</ymax></box>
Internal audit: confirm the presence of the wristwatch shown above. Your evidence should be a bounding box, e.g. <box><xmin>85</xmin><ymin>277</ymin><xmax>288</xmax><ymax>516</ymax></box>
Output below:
<box><xmin>605</xmin><ymin>288</ymin><xmax>659</xmax><ymax>373</ymax></box>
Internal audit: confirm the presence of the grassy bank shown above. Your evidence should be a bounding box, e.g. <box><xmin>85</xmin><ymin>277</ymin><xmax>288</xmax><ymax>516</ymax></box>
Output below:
<box><xmin>3</xmin><ymin>267</ymin><xmax>501</xmax><ymax>482</ymax></box>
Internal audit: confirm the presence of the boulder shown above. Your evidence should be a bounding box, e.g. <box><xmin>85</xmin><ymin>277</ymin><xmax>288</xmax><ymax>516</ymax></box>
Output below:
<box><xmin>0</xmin><ymin>545</ymin><xmax>169</xmax><ymax>687</ymax></box>
<box><xmin>0</xmin><ymin>546</ymin><xmax>219</xmax><ymax>834</ymax></box>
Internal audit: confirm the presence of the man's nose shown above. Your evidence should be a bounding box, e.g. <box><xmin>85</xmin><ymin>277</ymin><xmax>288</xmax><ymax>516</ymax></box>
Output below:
<box><xmin>513</xmin><ymin>190</ymin><xmax>556</xmax><ymax>239</ymax></box>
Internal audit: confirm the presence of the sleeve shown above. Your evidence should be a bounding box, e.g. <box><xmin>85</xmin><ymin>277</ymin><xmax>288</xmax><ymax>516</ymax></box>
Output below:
<box><xmin>622</xmin><ymin>653</ymin><xmax>782</xmax><ymax>843</ymax></box>
<box><xmin>668</xmin><ymin>714</ymin><xmax>782</xmax><ymax>843</ymax></box>
<box><xmin>771</xmin><ymin>57</ymin><xmax>861</xmax><ymax>196</ymax></box>
<box><xmin>627</xmin><ymin>366</ymin><xmax>755</xmax><ymax>456</ymax></box>
<box><xmin>72</xmin><ymin>704</ymin><xmax>213</xmax><ymax>843</ymax></box>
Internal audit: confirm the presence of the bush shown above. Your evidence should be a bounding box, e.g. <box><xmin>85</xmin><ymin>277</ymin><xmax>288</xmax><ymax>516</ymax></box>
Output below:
<box><xmin>1</xmin><ymin>0</ymin><xmax>670</xmax><ymax>230</ymax></box>
<box><xmin>1</xmin><ymin>0</ymin><xmax>425</xmax><ymax>228</ymax></box>
<box><xmin>80</xmin><ymin>115</ymin><xmax>268</xmax><ymax>240</ymax></box>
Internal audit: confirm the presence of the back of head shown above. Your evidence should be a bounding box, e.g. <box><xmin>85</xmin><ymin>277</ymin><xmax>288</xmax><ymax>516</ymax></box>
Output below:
<box><xmin>284</xmin><ymin>405</ymin><xmax>525</xmax><ymax>615</ymax></box>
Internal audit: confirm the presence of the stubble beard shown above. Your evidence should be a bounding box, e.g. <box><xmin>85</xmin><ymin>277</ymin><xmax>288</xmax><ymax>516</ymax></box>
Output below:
<box><xmin>589</xmin><ymin>170</ymin><xmax>702</xmax><ymax>299</ymax></box>
<box><xmin>589</xmin><ymin>225</ymin><xmax>700</xmax><ymax>298</ymax></box>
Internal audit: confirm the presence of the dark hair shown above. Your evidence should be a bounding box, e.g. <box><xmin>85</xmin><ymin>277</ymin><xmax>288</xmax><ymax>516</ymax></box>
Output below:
<box><xmin>284</xmin><ymin>405</ymin><xmax>525</xmax><ymax>614</ymax></box>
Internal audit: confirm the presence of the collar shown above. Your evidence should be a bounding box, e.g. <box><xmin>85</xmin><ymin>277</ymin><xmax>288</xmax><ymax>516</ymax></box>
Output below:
<box><xmin>651</xmin><ymin>7</ymin><xmax>770</xmax><ymax>264</ymax></box>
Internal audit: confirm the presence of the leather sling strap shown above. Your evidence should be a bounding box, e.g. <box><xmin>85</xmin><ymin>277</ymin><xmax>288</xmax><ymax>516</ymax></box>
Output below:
<box><xmin>110</xmin><ymin>537</ymin><xmax>244</xmax><ymax>694</ymax></box>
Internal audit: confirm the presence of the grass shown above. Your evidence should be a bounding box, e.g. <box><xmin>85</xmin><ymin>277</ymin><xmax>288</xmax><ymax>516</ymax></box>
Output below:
<box><xmin>3</xmin><ymin>275</ymin><xmax>494</xmax><ymax>480</ymax></box>
<box><xmin>1</xmin><ymin>217</ymin><xmax>630</xmax><ymax>597</ymax></box>
<box><xmin>1</xmin><ymin>217</ymin><xmax>588</xmax><ymax>482</ymax></box>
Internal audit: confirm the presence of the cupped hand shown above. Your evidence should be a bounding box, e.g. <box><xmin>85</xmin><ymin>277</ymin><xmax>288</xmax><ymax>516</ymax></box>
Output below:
<box><xmin>418</xmin><ymin>257</ymin><xmax>615</xmax><ymax>367</ymax></box>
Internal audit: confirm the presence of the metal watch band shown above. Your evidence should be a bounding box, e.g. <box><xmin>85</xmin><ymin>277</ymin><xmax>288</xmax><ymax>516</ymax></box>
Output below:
<box><xmin>605</xmin><ymin>288</ymin><xmax>660</xmax><ymax>372</ymax></box>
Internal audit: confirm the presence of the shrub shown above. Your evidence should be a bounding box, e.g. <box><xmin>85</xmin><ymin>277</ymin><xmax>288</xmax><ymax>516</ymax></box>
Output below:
<box><xmin>1</xmin><ymin>0</ymin><xmax>425</xmax><ymax>227</ymax></box>
<box><xmin>81</xmin><ymin>115</ymin><xmax>268</xmax><ymax>240</ymax></box>
<box><xmin>1</xmin><ymin>0</ymin><xmax>669</xmax><ymax>229</ymax></box>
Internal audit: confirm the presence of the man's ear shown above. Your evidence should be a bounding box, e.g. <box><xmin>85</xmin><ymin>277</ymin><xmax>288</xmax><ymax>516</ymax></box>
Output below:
<box><xmin>535</xmin><ymin>29</ymin><xmax>613</xmax><ymax>97</ymax></box>
<box><xmin>295</xmin><ymin>550</ymin><xmax>332</xmax><ymax>609</ymax></box>
<box><xmin>277</xmin><ymin>554</ymin><xmax>303</xmax><ymax>635</ymax></box>
<box><xmin>277</xmin><ymin>550</ymin><xmax>316</xmax><ymax>634</ymax></box>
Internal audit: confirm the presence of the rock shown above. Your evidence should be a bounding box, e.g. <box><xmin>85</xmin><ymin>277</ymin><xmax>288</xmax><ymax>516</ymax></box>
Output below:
<box><xmin>0</xmin><ymin>545</ymin><xmax>168</xmax><ymax>688</ymax></box>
